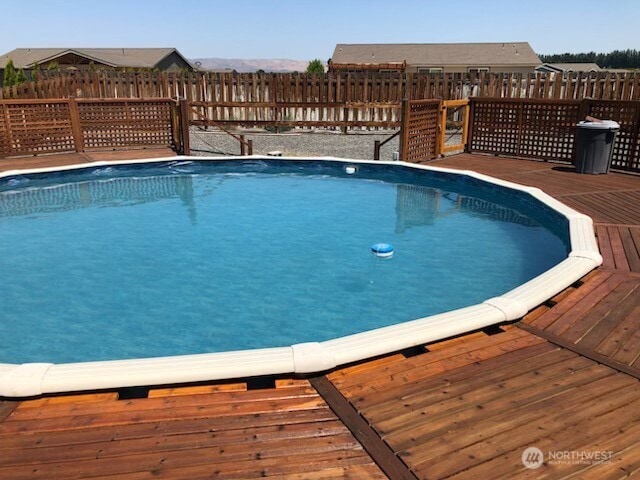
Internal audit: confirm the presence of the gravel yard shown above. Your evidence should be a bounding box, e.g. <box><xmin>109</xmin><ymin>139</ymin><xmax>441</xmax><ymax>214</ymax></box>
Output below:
<box><xmin>189</xmin><ymin>127</ymin><xmax>402</xmax><ymax>160</ymax></box>
<box><xmin>190</xmin><ymin>127</ymin><xmax>464</xmax><ymax>160</ymax></box>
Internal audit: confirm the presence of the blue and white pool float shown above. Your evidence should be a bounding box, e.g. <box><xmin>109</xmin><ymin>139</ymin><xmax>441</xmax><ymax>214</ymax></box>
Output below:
<box><xmin>371</xmin><ymin>243</ymin><xmax>394</xmax><ymax>258</ymax></box>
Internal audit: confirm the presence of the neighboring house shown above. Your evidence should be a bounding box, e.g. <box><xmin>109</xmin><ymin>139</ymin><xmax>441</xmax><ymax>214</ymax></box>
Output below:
<box><xmin>0</xmin><ymin>47</ymin><xmax>195</xmax><ymax>84</ymax></box>
<box><xmin>536</xmin><ymin>63</ymin><xmax>602</xmax><ymax>73</ymax></box>
<box><xmin>605</xmin><ymin>68</ymin><xmax>633</xmax><ymax>73</ymax></box>
<box><xmin>329</xmin><ymin>42</ymin><xmax>541</xmax><ymax>74</ymax></box>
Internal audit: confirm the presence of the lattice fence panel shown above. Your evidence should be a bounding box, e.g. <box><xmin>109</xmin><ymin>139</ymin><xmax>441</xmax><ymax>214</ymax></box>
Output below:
<box><xmin>469</xmin><ymin>98</ymin><xmax>640</xmax><ymax>172</ymax></box>
<box><xmin>78</xmin><ymin>100</ymin><xmax>173</xmax><ymax>150</ymax></box>
<box><xmin>468</xmin><ymin>101</ymin><xmax>520</xmax><ymax>155</ymax></box>
<box><xmin>0</xmin><ymin>105</ymin><xmax>8</xmax><ymax>156</ymax></box>
<box><xmin>519</xmin><ymin>102</ymin><xmax>580</xmax><ymax>162</ymax></box>
<box><xmin>402</xmin><ymin>100</ymin><xmax>440</xmax><ymax>162</ymax></box>
<box><xmin>0</xmin><ymin>101</ymin><xmax>75</xmax><ymax>157</ymax></box>
<box><xmin>588</xmin><ymin>101</ymin><xmax>640</xmax><ymax>172</ymax></box>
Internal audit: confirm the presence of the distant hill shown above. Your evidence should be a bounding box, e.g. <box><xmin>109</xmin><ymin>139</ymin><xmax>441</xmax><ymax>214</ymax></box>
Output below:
<box><xmin>191</xmin><ymin>58</ymin><xmax>310</xmax><ymax>73</ymax></box>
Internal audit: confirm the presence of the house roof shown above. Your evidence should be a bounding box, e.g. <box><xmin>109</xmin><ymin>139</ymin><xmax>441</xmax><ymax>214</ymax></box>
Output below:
<box><xmin>537</xmin><ymin>62</ymin><xmax>602</xmax><ymax>72</ymax></box>
<box><xmin>331</xmin><ymin>42</ymin><xmax>541</xmax><ymax>66</ymax></box>
<box><xmin>0</xmin><ymin>48</ymin><xmax>194</xmax><ymax>69</ymax></box>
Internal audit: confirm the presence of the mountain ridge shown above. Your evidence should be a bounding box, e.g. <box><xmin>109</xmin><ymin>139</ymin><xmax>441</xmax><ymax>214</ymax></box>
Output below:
<box><xmin>191</xmin><ymin>58</ymin><xmax>310</xmax><ymax>73</ymax></box>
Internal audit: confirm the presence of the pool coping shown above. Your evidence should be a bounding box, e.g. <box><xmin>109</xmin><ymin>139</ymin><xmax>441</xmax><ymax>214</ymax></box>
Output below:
<box><xmin>0</xmin><ymin>155</ymin><xmax>603</xmax><ymax>397</ymax></box>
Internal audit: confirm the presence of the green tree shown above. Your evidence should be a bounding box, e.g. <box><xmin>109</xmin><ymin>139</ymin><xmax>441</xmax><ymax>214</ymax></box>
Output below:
<box><xmin>539</xmin><ymin>49</ymin><xmax>640</xmax><ymax>69</ymax></box>
<box><xmin>3</xmin><ymin>59</ymin><xmax>17</xmax><ymax>87</ymax></box>
<box><xmin>46</xmin><ymin>61</ymin><xmax>59</xmax><ymax>71</ymax></box>
<box><xmin>31</xmin><ymin>62</ymin><xmax>41</xmax><ymax>81</ymax></box>
<box><xmin>15</xmin><ymin>68</ymin><xmax>27</xmax><ymax>85</ymax></box>
<box><xmin>306</xmin><ymin>59</ymin><xmax>325</xmax><ymax>74</ymax></box>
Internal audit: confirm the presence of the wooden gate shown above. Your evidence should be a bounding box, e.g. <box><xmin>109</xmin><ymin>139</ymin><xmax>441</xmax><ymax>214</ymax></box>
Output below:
<box><xmin>439</xmin><ymin>99</ymin><xmax>470</xmax><ymax>155</ymax></box>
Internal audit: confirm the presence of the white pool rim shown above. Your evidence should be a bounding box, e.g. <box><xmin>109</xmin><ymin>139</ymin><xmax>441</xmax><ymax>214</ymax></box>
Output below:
<box><xmin>0</xmin><ymin>156</ymin><xmax>603</xmax><ymax>397</ymax></box>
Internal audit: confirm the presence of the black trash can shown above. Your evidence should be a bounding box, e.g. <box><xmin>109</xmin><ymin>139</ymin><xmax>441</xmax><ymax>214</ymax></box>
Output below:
<box><xmin>575</xmin><ymin>120</ymin><xmax>620</xmax><ymax>174</ymax></box>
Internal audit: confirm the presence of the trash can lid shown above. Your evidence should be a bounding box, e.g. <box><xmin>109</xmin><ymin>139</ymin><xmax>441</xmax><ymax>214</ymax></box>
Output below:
<box><xmin>577</xmin><ymin>120</ymin><xmax>620</xmax><ymax>130</ymax></box>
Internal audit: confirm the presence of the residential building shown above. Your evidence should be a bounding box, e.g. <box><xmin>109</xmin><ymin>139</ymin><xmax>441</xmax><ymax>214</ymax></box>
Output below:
<box><xmin>0</xmin><ymin>47</ymin><xmax>195</xmax><ymax>85</ymax></box>
<box><xmin>536</xmin><ymin>63</ymin><xmax>602</xmax><ymax>73</ymax></box>
<box><xmin>329</xmin><ymin>42</ymin><xmax>541</xmax><ymax>74</ymax></box>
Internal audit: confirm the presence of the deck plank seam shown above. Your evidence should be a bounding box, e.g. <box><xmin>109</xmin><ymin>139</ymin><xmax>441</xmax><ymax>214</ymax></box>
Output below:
<box><xmin>309</xmin><ymin>376</ymin><xmax>419</xmax><ymax>480</ymax></box>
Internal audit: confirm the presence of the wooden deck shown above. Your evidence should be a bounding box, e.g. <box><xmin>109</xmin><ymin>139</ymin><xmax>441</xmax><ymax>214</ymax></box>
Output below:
<box><xmin>1</xmin><ymin>152</ymin><xmax>640</xmax><ymax>479</ymax></box>
<box><xmin>0</xmin><ymin>380</ymin><xmax>387</xmax><ymax>479</ymax></box>
<box><xmin>0</xmin><ymin>148</ymin><xmax>177</xmax><ymax>173</ymax></box>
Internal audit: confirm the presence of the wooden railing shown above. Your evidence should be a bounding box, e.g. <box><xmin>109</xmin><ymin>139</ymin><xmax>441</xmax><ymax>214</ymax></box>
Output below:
<box><xmin>467</xmin><ymin>97</ymin><xmax>640</xmax><ymax>173</ymax></box>
<box><xmin>0</xmin><ymin>98</ymin><xmax>183</xmax><ymax>159</ymax></box>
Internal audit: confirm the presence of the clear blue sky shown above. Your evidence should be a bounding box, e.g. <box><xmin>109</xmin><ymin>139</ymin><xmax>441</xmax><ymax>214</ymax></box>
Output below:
<box><xmin>2</xmin><ymin>0</ymin><xmax>638</xmax><ymax>60</ymax></box>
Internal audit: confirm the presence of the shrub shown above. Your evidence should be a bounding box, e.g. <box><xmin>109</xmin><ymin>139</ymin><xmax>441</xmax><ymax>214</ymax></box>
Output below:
<box><xmin>3</xmin><ymin>59</ymin><xmax>17</xmax><ymax>87</ymax></box>
<box><xmin>31</xmin><ymin>62</ymin><xmax>41</xmax><ymax>81</ymax></box>
<box><xmin>306</xmin><ymin>59</ymin><xmax>325</xmax><ymax>74</ymax></box>
<box><xmin>15</xmin><ymin>68</ymin><xmax>27</xmax><ymax>85</ymax></box>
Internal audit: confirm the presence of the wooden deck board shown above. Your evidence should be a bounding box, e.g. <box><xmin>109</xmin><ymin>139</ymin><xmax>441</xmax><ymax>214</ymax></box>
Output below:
<box><xmin>327</xmin><ymin>324</ymin><xmax>640</xmax><ymax>480</ymax></box>
<box><xmin>374</xmin><ymin>355</ymin><xmax>601</xmax><ymax>440</ymax></box>
<box><xmin>358</xmin><ymin>343</ymin><xmax>562</xmax><ymax>421</ymax></box>
<box><xmin>620</xmin><ymin>226</ymin><xmax>640</xmax><ymax>272</ymax></box>
<box><xmin>409</xmin><ymin>389</ymin><xmax>640</xmax><ymax>480</ymax></box>
<box><xmin>446</xmin><ymin>401</ymin><xmax>640</xmax><ymax>479</ymax></box>
<box><xmin>0</xmin><ymin>384</ymin><xmax>386</xmax><ymax>480</ymax></box>
<box><xmin>522</xmin><ymin>271</ymin><xmax>640</xmax><ymax>374</ymax></box>
<box><xmin>332</xmin><ymin>328</ymin><xmax>538</xmax><ymax>395</ymax></box>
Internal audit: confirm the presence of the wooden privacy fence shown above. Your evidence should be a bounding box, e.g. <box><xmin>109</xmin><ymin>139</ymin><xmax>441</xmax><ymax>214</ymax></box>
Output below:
<box><xmin>468</xmin><ymin>98</ymin><xmax>640</xmax><ymax>172</ymax></box>
<box><xmin>0</xmin><ymin>98</ymin><xmax>184</xmax><ymax>159</ymax></box>
<box><xmin>3</xmin><ymin>71</ymin><xmax>640</xmax><ymax>103</ymax></box>
<box><xmin>189</xmin><ymin>101</ymin><xmax>401</xmax><ymax>130</ymax></box>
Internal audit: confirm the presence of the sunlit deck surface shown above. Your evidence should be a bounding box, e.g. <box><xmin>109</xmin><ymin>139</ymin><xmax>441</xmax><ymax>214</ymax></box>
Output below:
<box><xmin>1</xmin><ymin>151</ymin><xmax>640</xmax><ymax>479</ymax></box>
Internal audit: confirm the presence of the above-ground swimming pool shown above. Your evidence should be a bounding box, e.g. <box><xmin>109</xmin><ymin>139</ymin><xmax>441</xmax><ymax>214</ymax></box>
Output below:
<box><xmin>0</xmin><ymin>157</ymin><xmax>602</xmax><ymax>397</ymax></box>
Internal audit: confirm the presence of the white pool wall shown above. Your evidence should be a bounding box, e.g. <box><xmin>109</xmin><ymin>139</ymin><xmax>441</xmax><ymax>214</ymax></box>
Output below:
<box><xmin>0</xmin><ymin>156</ymin><xmax>603</xmax><ymax>397</ymax></box>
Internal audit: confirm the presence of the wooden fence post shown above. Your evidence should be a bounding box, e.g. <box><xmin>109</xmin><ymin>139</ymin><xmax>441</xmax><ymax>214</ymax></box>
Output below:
<box><xmin>578</xmin><ymin>98</ymin><xmax>591</xmax><ymax>121</ymax></box>
<box><xmin>240</xmin><ymin>135</ymin><xmax>246</xmax><ymax>156</ymax></box>
<box><xmin>68</xmin><ymin>97</ymin><xmax>85</xmax><ymax>152</ymax></box>
<box><xmin>374</xmin><ymin>140</ymin><xmax>381</xmax><ymax>160</ymax></box>
<box><xmin>399</xmin><ymin>98</ymin><xmax>408</xmax><ymax>161</ymax></box>
<box><xmin>179</xmin><ymin>97</ymin><xmax>191</xmax><ymax>155</ymax></box>
<box><xmin>438</xmin><ymin>101</ymin><xmax>447</xmax><ymax>157</ymax></box>
<box><xmin>465</xmin><ymin>98</ymin><xmax>475</xmax><ymax>153</ymax></box>
<box><xmin>342</xmin><ymin>106</ymin><xmax>349</xmax><ymax>134</ymax></box>
<box><xmin>247</xmin><ymin>139</ymin><xmax>253</xmax><ymax>156</ymax></box>
<box><xmin>515</xmin><ymin>101</ymin><xmax>524</xmax><ymax>156</ymax></box>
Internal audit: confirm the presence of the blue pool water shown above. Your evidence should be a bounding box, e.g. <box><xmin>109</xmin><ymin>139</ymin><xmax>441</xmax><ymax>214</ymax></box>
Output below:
<box><xmin>0</xmin><ymin>160</ymin><xmax>569</xmax><ymax>363</ymax></box>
